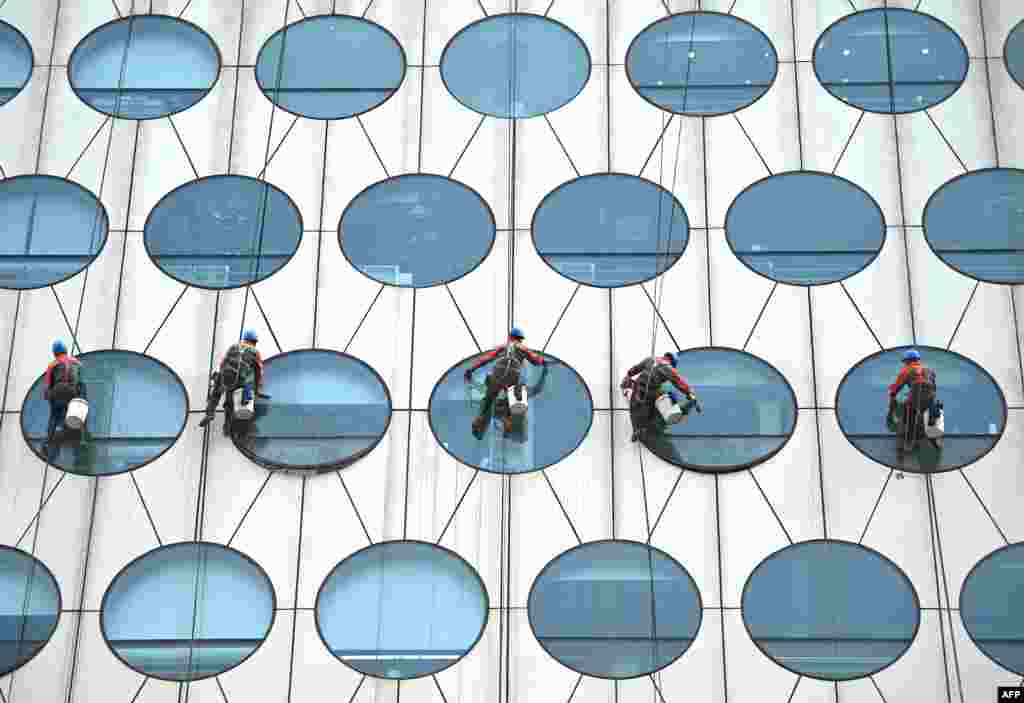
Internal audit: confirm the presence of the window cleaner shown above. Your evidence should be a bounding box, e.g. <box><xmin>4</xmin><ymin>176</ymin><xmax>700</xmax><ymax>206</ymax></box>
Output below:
<box><xmin>887</xmin><ymin>349</ymin><xmax>938</xmax><ymax>453</ymax></box>
<box><xmin>199</xmin><ymin>330</ymin><xmax>271</xmax><ymax>436</ymax></box>
<box><xmin>42</xmin><ymin>340</ymin><xmax>87</xmax><ymax>461</ymax></box>
<box><xmin>463</xmin><ymin>327</ymin><xmax>546</xmax><ymax>439</ymax></box>
<box><xmin>621</xmin><ymin>352</ymin><xmax>700</xmax><ymax>443</ymax></box>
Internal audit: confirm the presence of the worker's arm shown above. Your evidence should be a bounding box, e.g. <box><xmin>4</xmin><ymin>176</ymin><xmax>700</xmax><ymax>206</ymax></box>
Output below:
<box><xmin>667</xmin><ymin>369</ymin><xmax>693</xmax><ymax>396</ymax></box>
<box><xmin>523</xmin><ymin>347</ymin><xmax>545</xmax><ymax>366</ymax></box>
<box><xmin>464</xmin><ymin>348</ymin><xmax>500</xmax><ymax>378</ymax></box>
<box><xmin>42</xmin><ymin>362</ymin><xmax>54</xmax><ymax>399</ymax></box>
<box><xmin>888</xmin><ymin>367</ymin><xmax>910</xmax><ymax>397</ymax></box>
<box><xmin>620</xmin><ymin>360</ymin><xmax>649</xmax><ymax>390</ymax></box>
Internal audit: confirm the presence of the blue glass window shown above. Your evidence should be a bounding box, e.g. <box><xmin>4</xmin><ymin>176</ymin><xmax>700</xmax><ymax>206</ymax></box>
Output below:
<box><xmin>316</xmin><ymin>541</ymin><xmax>488</xmax><ymax>680</ymax></box>
<box><xmin>813</xmin><ymin>9</ymin><xmax>968</xmax><ymax>114</ymax></box>
<box><xmin>145</xmin><ymin>175</ymin><xmax>303</xmax><ymax>289</ymax></box>
<box><xmin>101</xmin><ymin>542</ymin><xmax>274</xmax><ymax>681</ymax></box>
<box><xmin>339</xmin><ymin>174</ymin><xmax>496</xmax><ymax>288</ymax></box>
<box><xmin>532</xmin><ymin>174</ymin><xmax>689</xmax><ymax>287</ymax></box>
<box><xmin>726</xmin><ymin>172</ymin><xmax>885</xmax><ymax>285</ymax></box>
<box><xmin>440</xmin><ymin>13</ymin><xmax>590</xmax><ymax>119</ymax></box>
<box><xmin>640</xmin><ymin>348</ymin><xmax>797</xmax><ymax>473</ymax></box>
<box><xmin>836</xmin><ymin>346</ymin><xmax>1006</xmax><ymax>473</ymax></box>
<box><xmin>1008</xmin><ymin>20</ymin><xmax>1024</xmax><ymax>90</ymax></box>
<box><xmin>0</xmin><ymin>175</ymin><xmax>109</xmax><ymax>290</ymax></box>
<box><xmin>528</xmin><ymin>540</ymin><xmax>701</xmax><ymax>679</ymax></box>
<box><xmin>428</xmin><ymin>352</ymin><xmax>593</xmax><ymax>475</ymax></box>
<box><xmin>256</xmin><ymin>15</ymin><xmax>405</xmax><ymax>120</ymax></box>
<box><xmin>0</xmin><ymin>21</ymin><xmax>32</xmax><ymax>107</ymax></box>
<box><xmin>232</xmin><ymin>350</ymin><xmax>392</xmax><ymax>472</ymax></box>
<box><xmin>68</xmin><ymin>16</ymin><xmax>221</xmax><ymax>120</ymax></box>
<box><xmin>626</xmin><ymin>12</ymin><xmax>777</xmax><ymax>116</ymax></box>
<box><xmin>742</xmin><ymin>540</ymin><xmax>919</xmax><ymax>681</ymax></box>
<box><xmin>961</xmin><ymin>543</ymin><xmax>1024</xmax><ymax>676</ymax></box>
<box><xmin>0</xmin><ymin>547</ymin><xmax>61</xmax><ymax>677</ymax></box>
<box><xmin>923</xmin><ymin>169</ymin><xmax>1024</xmax><ymax>284</ymax></box>
<box><xmin>21</xmin><ymin>350</ymin><xmax>188</xmax><ymax>476</ymax></box>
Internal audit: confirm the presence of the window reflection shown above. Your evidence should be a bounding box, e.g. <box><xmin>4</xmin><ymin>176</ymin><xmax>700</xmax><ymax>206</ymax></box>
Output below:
<box><xmin>641</xmin><ymin>348</ymin><xmax>797</xmax><ymax>472</ymax></box>
<box><xmin>429</xmin><ymin>354</ymin><xmax>592</xmax><ymax>475</ymax></box>
<box><xmin>961</xmin><ymin>543</ymin><xmax>1024</xmax><ymax>676</ymax></box>
<box><xmin>529</xmin><ymin>541</ymin><xmax>701</xmax><ymax>679</ymax></box>
<box><xmin>101</xmin><ymin>543</ymin><xmax>274</xmax><ymax>681</ymax></box>
<box><xmin>743</xmin><ymin>541</ymin><xmax>919</xmax><ymax>681</ymax></box>
<box><xmin>0</xmin><ymin>21</ymin><xmax>32</xmax><ymax>107</ymax></box>
<box><xmin>231</xmin><ymin>350</ymin><xmax>392</xmax><ymax>472</ymax></box>
<box><xmin>21</xmin><ymin>350</ymin><xmax>188</xmax><ymax>476</ymax></box>
<box><xmin>1008</xmin><ymin>20</ymin><xmax>1024</xmax><ymax>90</ymax></box>
<box><xmin>836</xmin><ymin>347</ymin><xmax>1005</xmax><ymax>473</ymax></box>
<box><xmin>0</xmin><ymin>547</ymin><xmax>61</xmax><ymax>677</ymax></box>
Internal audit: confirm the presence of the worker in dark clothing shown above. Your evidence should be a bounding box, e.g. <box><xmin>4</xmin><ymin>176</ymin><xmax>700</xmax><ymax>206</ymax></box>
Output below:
<box><xmin>198</xmin><ymin>330</ymin><xmax>269</xmax><ymax>436</ymax></box>
<box><xmin>621</xmin><ymin>352</ymin><xmax>698</xmax><ymax>443</ymax></box>
<box><xmin>463</xmin><ymin>327</ymin><xmax>545</xmax><ymax>438</ymax></box>
<box><xmin>887</xmin><ymin>349</ymin><xmax>937</xmax><ymax>452</ymax></box>
<box><xmin>42</xmin><ymin>340</ymin><xmax>86</xmax><ymax>458</ymax></box>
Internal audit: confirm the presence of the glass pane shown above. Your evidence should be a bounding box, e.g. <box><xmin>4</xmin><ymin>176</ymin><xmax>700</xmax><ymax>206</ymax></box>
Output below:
<box><xmin>21</xmin><ymin>350</ymin><xmax>188</xmax><ymax>476</ymax></box>
<box><xmin>440</xmin><ymin>14</ymin><xmax>590</xmax><ymax>119</ymax></box>
<box><xmin>0</xmin><ymin>547</ymin><xmax>61</xmax><ymax>677</ymax></box>
<box><xmin>627</xmin><ymin>12</ymin><xmax>777</xmax><ymax>116</ymax></box>
<box><xmin>101</xmin><ymin>543</ymin><xmax>275</xmax><ymax>682</ymax></box>
<box><xmin>886</xmin><ymin>9</ymin><xmax>968</xmax><ymax>113</ymax></box>
<box><xmin>532</xmin><ymin>174</ymin><xmax>689</xmax><ymax>288</ymax></box>
<box><xmin>145</xmin><ymin>175</ymin><xmax>304</xmax><ymax>289</ymax></box>
<box><xmin>0</xmin><ymin>175</ymin><xmax>109</xmax><ymax>290</ymax></box>
<box><xmin>1008</xmin><ymin>20</ymin><xmax>1024</xmax><ymax>90</ymax></box>
<box><xmin>232</xmin><ymin>350</ymin><xmax>392</xmax><ymax>472</ymax></box>
<box><xmin>635</xmin><ymin>349</ymin><xmax>797</xmax><ymax>472</ymax></box>
<box><xmin>726</xmin><ymin>172</ymin><xmax>885</xmax><ymax>285</ymax></box>
<box><xmin>340</xmin><ymin>174</ymin><xmax>496</xmax><ymax>288</ymax></box>
<box><xmin>256</xmin><ymin>15</ymin><xmax>405</xmax><ymax>120</ymax></box>
<box><xmin>0</xmin><ymin>21</ymin><xmax>32</xmax><ymax>107</ymax></box>
<box><xmin>743</xmin><ymin>541</ymin><xmax>919</xmax><ymax>681</ymax></box>
<box><xmin>836</xmin><ymin>346</ymin><xmax>1006</xmax><ymax>473</ymax></box>
<box><xmin>923</xmin><ymin>169</ymin><xmax>1024</xmax><ymax>284</ymax></box>
<box><xmin>961</xmin><ymin>543</ymin><xmax>1024</xmax><ymax>676</ymax></box>
<box><xmin>316</xmin><ymin>541</ymin><xmax>488</xmax><ymax>680</ymax></box>
<box><xmin>69</xmin><ymin>16</ymin><xmax>221</xmax><ymax>119</ymax></box>
<box><xmin>528</xmin><ymin>540</ymin><xmax>701</xmax><ymax>679</ymax></box>
<box><xmin>429</xmin><ymin>352</ymin><xmax>593</xmax><ymax>475</ymax></box>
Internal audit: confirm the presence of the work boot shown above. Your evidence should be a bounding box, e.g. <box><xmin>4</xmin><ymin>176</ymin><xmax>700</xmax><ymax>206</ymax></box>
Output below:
<box><xmin>502</xmin><ymin>416</ymin><xmax>514</xmax><ymax>434</ymax></box>
<box><xmin>471</xmin><ymin>416</ymin><xmax>486</xmax><ymax>439</ymax></box>
<box><xmin>198</xmin><ymin>414</ymin><xmax>214</xmax><ymax>429</ymax></box>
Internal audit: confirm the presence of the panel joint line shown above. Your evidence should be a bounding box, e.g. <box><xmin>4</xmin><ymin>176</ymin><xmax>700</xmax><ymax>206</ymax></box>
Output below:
<box><xmin>226</xmin><ymin>472</ymin><xmax>274</xmax><ymax>547</ymax></box>
<box><xmin>743</xmin><ymin>283</ymin><xmax>777</xmax><ymax>350</ymax></box>
<box><xmin>356</xmin><ymin>115</ymin><xmax>389</xmax><ymax>177</ymax></box>
<box><xmin>542</xmin><ymin>284</ymin><xmax>580</xmax><ymax>352</ymax></box>
<box><xmin>337</xmin><ymin>471</ymin><xmax>375</xmax><ymax>545</ymax></box>
<box><xmin>51</xmin><ymin>286</ymin><xmax>84</xmax><ymax>356</ymax></box>
<box><xmin>250</xmin><ymin>288</ymin><xmax>284</xmax><ymax>354</ymax></box>
<box><xmin>168</xmin><ymin>116</ymin><xmax>200</xmax><ymax>179</ymax></box>
<box><xmin>946</xmin><ymin>281</ymin><xmax>979</xmax><ymax>349</ymax></box>
<box><xmin>15</xmin><ymin>473</ymin><xmax>66</xmax><ymax>549</ymax></box>
<box><xmin>542</xmin><ymin>470</ymin><xmax>582</xmax><ymax>544</ymax></box>
<box><xmin>449</xmin><ymin>115</ymin><xmax>487</xmax><ymax>177</ymax></box>
<box><xmin>638</xmin><ymin>115</ymin><xmax>675</xmax><ymax>177</ymax></box>
<box><xmin>142</xmin><ymin>286</ymin><xmax>189</xmax><ymax>354</ymax></box>
<box><xmin>543</xmin><ymin>114</ymin><xmax>580</xmax><ymax>177</ymax></box>
<box><xmin>65</xmin><ymin>117</ymin><xmax>112</xmax><ymax>179</ymax></box>
<box><xmin>859</xmin><ymin>470</ymin><xmax>893</xmax><ymax>544</ymax></box>
<box><xmin>647</xmin><ymin>469</ymin><xmax>684</xmax><ymax>540</ymax></box>
<box><xmin>924</xmin><ymin>110</ymin><xmax>969</xmax><ymax>173</ymax></box>
<box><xmin>733</xmin><ymin>114</ymin><xmax>772</xmax><ymax>175</ymax></box>
<box><xmin>959</xmin><ymin>470</ymin><xmax>1011</xmax><ymax>545</ymax></box>
<box><xmin>832</xmin><ymin>111</ymin><xmax>865</xmax><ymax>174</ymax></box>
<box><xmin>748</xmin><ymin>469</ymin><xmax>794</xmax><ymax>544</ymax></box>
<box><xmin>435</xmin><ymin>470</ymin><xmax>479</xmax><ymax>544</ymax></box>
<box><xmin>840</xmin><ymin>281</ymin><xmax>884</xmax><ymax>350</ymax></box>
<box><xmin>446</xmin><ymin>284</ymin><xmax>483</xmax><ymax>352</ymax></box>
<box><xmin>131</xmin><ymin>473</ymin><xmax>163</xmax><ymax>546</ymax></box>
<box><xmin>345</xmin><ymin>285</ymin><xmax>385</xmax><ymax>352</ymax></box>
<box><xmin>786</xmin><ymin>676</ymin><xmax>801</xmax><ymax>703</ymax></box>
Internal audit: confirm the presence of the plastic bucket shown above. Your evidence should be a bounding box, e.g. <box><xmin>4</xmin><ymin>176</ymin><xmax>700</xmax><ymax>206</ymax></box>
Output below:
<box><xmin>655</xmin><ymin>394</ymin><xmax>682</xmax><ymax>424</ymax></box>
<box><xmin>232</xmin><ymin>388</ymin><xmax>255</xmax><ymax>421</ymax></box>
<box><xmin>65</xmin><ymin>398</ymin><xmax>89</xmax><ymax>430</ymax></box>
<box><xmin>508</xmin><ymin>386</ymin><xmax>528</xmax><ymax>416</ymax></box>
<box><xmin>924</xmin><ymin>410</ymin><xmax>944</xmax><ymax>439</ymax></box>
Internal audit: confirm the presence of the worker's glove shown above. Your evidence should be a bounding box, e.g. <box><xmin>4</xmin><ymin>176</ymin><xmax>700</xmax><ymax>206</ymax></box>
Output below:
<box><xmin>257</xmin><ymin>392</ymin><xmax>272</xmax><ymax>400</ymax></box>
<box><xmin>463</xmin><ymin>370</ymin><xmax>473</xmax><ymax>383</ymax></box>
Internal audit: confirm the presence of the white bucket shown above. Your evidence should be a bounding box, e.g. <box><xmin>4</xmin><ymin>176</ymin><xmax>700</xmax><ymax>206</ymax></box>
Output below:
<box><xmin>65</xmin><ymin>398</ymin><xmax>89</xmax><ymax>430</ymax></box>
<box><xmin>232</xmin><ymin>388</ymin><xmax>255</xmax><ymax>421</ymax></box>
<box><xmin>924</xmin><ymin>409</ymin><xmax>944</xmax><ymax>439</ymax></box>
<box><xmin>508</xmin><ymin>386</ymin><xmax>528</xmax><ymax>416</ymax></box>
<box><xmin>655</xmin><ymin>394</ymin><xmax>682</xmax><ymax>424</ymax></box>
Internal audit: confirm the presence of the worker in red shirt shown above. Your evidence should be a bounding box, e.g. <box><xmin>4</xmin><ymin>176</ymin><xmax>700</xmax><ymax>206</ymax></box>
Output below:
<box><xmin>621</xmin><ymin>352</ymin><xmax>698</xmax><ymax>443</ymax></box>
<box><xmin>887</xmin><ymin>349</ymin><xmax>937</xmax><ymax>452</ymax></box>
<box><xmin>463</xmin><ymin>327</ymin><xmax>545</xmax><ymax>438</ymax></box>
<box><xmin>42</xmin><ymin>340</ymin><xmax>86</xmax><ymax>455</ymax></box>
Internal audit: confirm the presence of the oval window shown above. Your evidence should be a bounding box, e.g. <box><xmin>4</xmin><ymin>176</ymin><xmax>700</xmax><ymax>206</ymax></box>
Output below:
<box><xmin>0</xmin><ymin>20</ymin><xmax>33</xmax><ymax>108</ymax></box>
<box><xmin>923</xmin><ymin>168</ymin><xmax>1024</xmax><ymax>284</ymax></box>
<box><xmin>726</xmin><ymin>171</ymin><xmax>885</xmax><ymax>286</ymax></box>
<box><xmin>145</xmin><ymin>175</ymin><xmax>304</xmax><ymax>289</ymax></box>
<box><xmin>69</xmin><ymin>15</ymin><xmax>221</xmax><ymax>119</ymax></box>
<box><xmin>441</xmin><ymin>13</ymin><xmax>591</xmax><ymax>118</ymax></box>
<box><xmin>743</xmin><ymin>540</ymin><xmax>919</xmax><ymax>680</ymax></box>
<box><xmin>316</xmin><ymin>541</ymin><xmax>488</xmax><ymax>680</ymax></box>
<box><xmin>428</xmin><ymin>351</ymin><xmax>593</xmax><ymax>475</ymax></box>
<box><xmin>961</xmin><ymin>542</ymin><xmax>1024</xmax><ymax>676</ymax></box>
<box><xmin>528</xmin><ymin>540</ymin><xmax>702</xmax><ymax>679</ymax></box>
<box><xmin>813</xmin><ymin>8</ymin><xmax>968</xmax><ymax>114</ymax></box>
<box><xmin>532</xmin><ymin>173</ymin><xmax>689</xmax><ymax>288</ymax></box>
<box><xmin>101</xmin><ymin>542</ymin><xmax>275</xmax><ymax>681</ymax></box>
<box><xmin>231</xmin><ymin>350</ymin><xmax>392</xmax><ymax>472</ymax></box>
<box><xmin>339</xmin><ymin>174</ymin><xmax>496</xmax><ymax>288</ymax></box>
<box><xmin>836</xmin><ymin>346</ymin><xmax>1006</xmax><ymax>473</ymax></box>
<box><xmin>638</xmin><ymin>348</ymin><xmax>797</xmax><ymax>473</ymax></box>
<box><xmin>0</xmin><ymin>175</ymin><xmax>109</xmax><ymax>290</ymax></box>
<box><xmin>256</xmin><ymin>15</ymin><xmax>406</xmax><ymax>120</ymax></box>
<box><xmin>626</xmin><ymin>12</ymin><xmax>777</xmax><ymax>116</ymax></box>
<box><xmin>0</xmin><ymin>546</ymin><xmax>61</xmax><ymax>677</ymax></box>
<box><xmin>1007</xmin><ymin>20</ymin><xmax>1024</xmax><ymax>90</ymax></box>
<box><xmin>21</xmin><ymin>350</ymin><xmax>188</xmax><ymax>476</ymax></box>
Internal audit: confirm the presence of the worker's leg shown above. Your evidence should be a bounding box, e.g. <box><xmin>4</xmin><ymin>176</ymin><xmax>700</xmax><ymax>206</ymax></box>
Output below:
<box><xmin>223</xmin><ymin>389</ymin><xmax>236</xmax><ymax>436</ymax></box>
<box><xmin>472</xmin><ymin>376</ymin><xmax>501</xmax><ymax>436</ymax></box>
<box><xmin>45</xmin><ymin>400</ymin><xmax>68</xmax><ymax>458</ymax></box>
<box><xmin>629</xmin><ymin>400</ymin><xmax>654</xmax><ymax>442</ymax></box>
<box><xmin>198</xmin><ymin>379</ymin><xmax>224</xmax><ymax>428</ymax></box>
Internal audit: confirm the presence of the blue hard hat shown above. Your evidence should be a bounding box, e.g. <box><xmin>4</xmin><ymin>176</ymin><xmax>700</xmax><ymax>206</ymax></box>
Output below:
<box><xmin>52</xmin><ymin>340</ymin><xmax>67</xmax><ymax>355</ymax></box>
<box><xmin>903</xmin><ymin>349</ymin><xmax>921</xmax><ymax>363</ymax></box>
<box><xmin>509</xmin><ymin>327</ymin><xmax>525</xmax><ymax>340</ymax></box>
<box><xmin>663</xmin><ymin>351</ymin><xmax>679</xmax><ymax>367</ymax></box>
<box><xmin>242</xmin><ymin>329</ymin><xmax>259</xmax><ymax>343</ymax></box>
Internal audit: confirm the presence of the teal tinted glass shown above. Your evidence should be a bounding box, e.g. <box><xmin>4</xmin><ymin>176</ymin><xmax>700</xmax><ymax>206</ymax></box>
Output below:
<box><xmin>961</xmin><ymin>543</ymin><xmax>1024</xmax><ymax>676</ymax></box>
<box><xmin>0</xmin><ymin>21</ymin><xmax>32</xmax><ymax>107</ymax></box>
<box><xmin>0</xmin><ymin>547</ymin><xmax>61</xmax><ymax>677</ymax></box>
